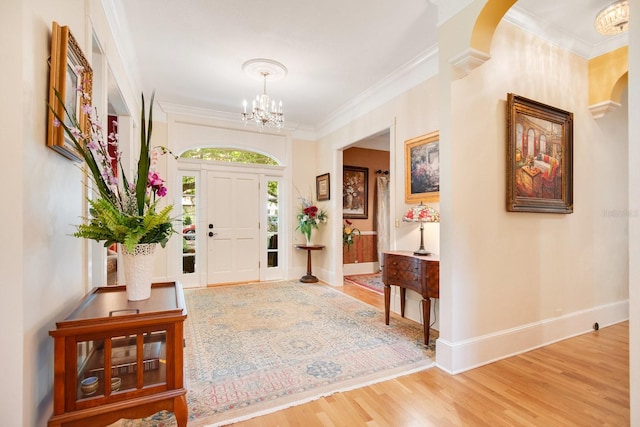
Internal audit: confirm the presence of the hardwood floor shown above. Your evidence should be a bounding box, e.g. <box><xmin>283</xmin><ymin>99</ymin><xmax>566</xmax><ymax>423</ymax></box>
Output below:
<box><xmin>229</xmin><ymin>281</ymin><xmax>630</xmax><ymax>427</ymax></box>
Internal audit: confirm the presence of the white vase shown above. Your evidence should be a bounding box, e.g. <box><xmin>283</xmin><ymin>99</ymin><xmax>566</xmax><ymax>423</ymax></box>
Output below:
<box><xmin>303</xmin><ymin>229</ymin><xmax>312</xmax><ymax>246</ymax></box>
<box><xmin>121</xmin><ymin>243</ymin><xmax>157</xmax><ymax>301</ymax></box>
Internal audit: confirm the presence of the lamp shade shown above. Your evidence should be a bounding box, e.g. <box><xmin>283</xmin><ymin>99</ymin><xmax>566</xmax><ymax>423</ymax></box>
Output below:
<box><xmin>402</xmin><ymin>202</ymin><xmax>439</xmax><ymax>256</ymax></box>
<box><xmin>403</xmin><ymin>202</ymin><xmax>439</xmax><ymax>223</ymax></box>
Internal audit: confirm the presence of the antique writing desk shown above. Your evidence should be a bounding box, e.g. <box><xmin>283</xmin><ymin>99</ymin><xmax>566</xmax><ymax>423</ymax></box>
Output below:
<box><xmin>382</xmin><ymin>251</ymin><xmax>439</xmax><ymax>345</ymax></box>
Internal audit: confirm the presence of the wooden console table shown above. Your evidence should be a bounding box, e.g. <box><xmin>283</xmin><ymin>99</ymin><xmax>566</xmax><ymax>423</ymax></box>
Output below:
<box><xmin>382</xmin><ymin>251</ymin><xmax>439</xmax><ymax>345</ymax></box>
<box><xmin>48</xmin><ymin>282</ymin><xmax>188</xmax><ymax>427</ymax></box>
<box><xmin>294</xmin><ymin>244</ymin><xmax>325</xmax><ymax>283</ymax></box>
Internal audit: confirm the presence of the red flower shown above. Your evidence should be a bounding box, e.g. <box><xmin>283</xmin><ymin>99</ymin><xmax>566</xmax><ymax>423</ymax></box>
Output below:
<box><xmin>304</xmin><ymin>205</ymin><xmax>319</xmax><ymax>217</ymax></box>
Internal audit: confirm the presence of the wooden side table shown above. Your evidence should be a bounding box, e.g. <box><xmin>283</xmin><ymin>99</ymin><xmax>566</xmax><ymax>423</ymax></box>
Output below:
<box><xmin>48</xmin><ymin>282</ymin><xmax>188</xmax><ymax>427</ymax></box>
<box><xmin>382</xmin><ymin>251</ymin><xmax>439</xmax><ymax>345</ymax></box>
<box><xmin>295</xmin><ymin>244</ymin><xmax>325</xmax><ymax>283</ymax></box>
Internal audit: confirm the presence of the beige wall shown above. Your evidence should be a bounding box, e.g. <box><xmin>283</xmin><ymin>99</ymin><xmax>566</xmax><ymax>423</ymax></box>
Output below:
<box><xmin>1</xmin><ymin>1</ymin><xmax>150</xmax><ymax>424</ymax></box>
<box><xmin>291</xmin><ymin>138</ymin><xmax>326</xmax><ymax>276</ymax></box>
<box><xmin>628</xmin><ymin>2</ymin><xmax>639</xmax><ymax>424</ymax></box>
<box><xmin>0</xmin><ymin>1</ymin><xmax>25</xmax><ymax>425</ymax></box>
<box><xmin>314</xmin><ymin>77</ymin><xmax>441</xmax><ymax>321</ymax></box>
<box><xmin>437</xmin><ymin>14</ymin><xmax>628</xmax><ymax>372</ymax></box>
<box><xmin>5</xmin><ymin>1</ymin><xmax>89</xmax><ymax>425</ymax></box>
<box><xmin>316</xmin><ymin>78</ymin><xmax>439</xmax><ymax>284</ymax></box>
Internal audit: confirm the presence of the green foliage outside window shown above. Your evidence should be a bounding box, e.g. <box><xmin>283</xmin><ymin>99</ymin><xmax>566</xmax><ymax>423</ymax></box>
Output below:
<box><xmin>181</xmin><ymin>148</ymin><xmax>279</xmax><ymax>165</ymax></box>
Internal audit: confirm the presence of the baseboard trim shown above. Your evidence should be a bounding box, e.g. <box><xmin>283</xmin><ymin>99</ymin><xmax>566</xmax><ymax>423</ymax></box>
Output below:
<box><xmin>343</xmin><ymin>262</ymin><xmax>379</xmax><ymax>276</ymax></box>
<box><xmin>435</xmin><ymin>299</ymin><xmax>629</xmax><ymax>374</ymax></box>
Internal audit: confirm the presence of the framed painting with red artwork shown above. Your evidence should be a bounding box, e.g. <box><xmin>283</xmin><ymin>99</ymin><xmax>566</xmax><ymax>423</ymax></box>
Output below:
<box><xmin>506</xmin><ymin>93</ymin><xmax>573</xmax><ymax>214</ymax></box>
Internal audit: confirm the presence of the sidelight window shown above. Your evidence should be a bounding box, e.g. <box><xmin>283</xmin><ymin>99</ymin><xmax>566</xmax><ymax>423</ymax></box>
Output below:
<box><xmin>181</xmin><ymin>175</ymin><xmax>197</xmax><ymax>274</ymax></box>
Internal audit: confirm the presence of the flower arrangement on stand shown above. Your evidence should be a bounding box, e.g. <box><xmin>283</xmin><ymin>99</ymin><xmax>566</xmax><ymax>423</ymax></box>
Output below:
<box><xmin>50</xmin><ymin>77</ymin><xmax>176</xmax><ymax>300</ymax></box>
<box><xmin>342</xmin><ymin>219</ymin><xmax>360</xmax><ymax>251</ymax></box>
<box><xmin>295</xmin><ymin>193</ymin><xmax>328</xmax><ymax>245</ymax></box>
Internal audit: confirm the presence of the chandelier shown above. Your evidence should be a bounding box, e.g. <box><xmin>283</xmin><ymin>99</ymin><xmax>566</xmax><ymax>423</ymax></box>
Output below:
<box><xmin>595</xmin><ymin>0</ymin><xmax>629</xmax><ymax>36</ymax></box>
<box><xmin>241</xmin><ymin>59</ymin><xmax>286</xmax><ymax>130</ymax></box>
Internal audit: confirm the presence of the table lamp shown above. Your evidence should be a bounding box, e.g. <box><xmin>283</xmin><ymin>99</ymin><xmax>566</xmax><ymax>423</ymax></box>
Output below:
<box><xmin>402</xmin><ymin>202</ymin><xmax>439</xmax><ymax>256</ymax></box>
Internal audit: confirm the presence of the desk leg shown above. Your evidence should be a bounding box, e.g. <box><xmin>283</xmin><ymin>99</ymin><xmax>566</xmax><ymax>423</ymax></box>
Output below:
<box><xmin>400</xmin><ymin>287</ymin><xmax>406</xmax><ymax>317</ymax></box>
<box><xmin>384</xmin><ymin>284</ymin><xmax>390</xmax><ymax>325</ymax></box>
<box><xmin>422</xmin><ymin>298</ymin><xmax>431</xmax><ymax>346</ymax></box>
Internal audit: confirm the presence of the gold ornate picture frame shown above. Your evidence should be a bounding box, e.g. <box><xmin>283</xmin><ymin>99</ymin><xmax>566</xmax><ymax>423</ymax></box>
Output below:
<box><xmin>47</xmin><ymin>21</ymin><xmax>93</xmax><ymax>162</ymax></box>
<box><xmin>506</xmin><ymin>93</ymin><xmax>573</xmax><ymax>214</ymax></box>
<box><xmin>405</xmin><ymin>131</ymin><xmax>439</xmax><ymax>203</ymax></box>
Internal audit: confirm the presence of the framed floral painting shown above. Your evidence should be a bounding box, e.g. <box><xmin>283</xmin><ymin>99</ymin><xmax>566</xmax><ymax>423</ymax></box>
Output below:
<box><xmin>343</xmin><ymin>166</ymin><xmax>368</xmax><ymax>219</ymax></box>
<box><xmin>506</xmin><ymin>93</ymin><xmax>573</xmax><ymax>213</ymax></box>
<box><xmin>47</xmin><ymin>21</ymin><xmax>93</xmax><ymax>162</ymax></box>
<box><xmin>405</xmin><ymin>131</ymin><xmax>439</xmax><ymax>203</ymax></box>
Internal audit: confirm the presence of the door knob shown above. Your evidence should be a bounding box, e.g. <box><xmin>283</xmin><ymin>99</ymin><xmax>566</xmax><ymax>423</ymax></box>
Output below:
<box><xmin>208</xmin><ymin>224</ymin><xmax>214</xmax><ymax>229</ymax></box>
<box><xmin>209</xmin><ymin>231</ymin><xmax>218</xmax><ymax>237</ymax></box>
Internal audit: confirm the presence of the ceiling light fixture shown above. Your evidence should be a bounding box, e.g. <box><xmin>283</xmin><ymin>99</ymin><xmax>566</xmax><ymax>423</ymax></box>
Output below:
<box><xmin>241</xmin><ymin>59</ymin><xmax>286</xmax><ymax>130</ymax></box>
<box><xmin>594</xmin><ymin>0</ymin><xmax>629</xmax><ymax>36</ymax></box>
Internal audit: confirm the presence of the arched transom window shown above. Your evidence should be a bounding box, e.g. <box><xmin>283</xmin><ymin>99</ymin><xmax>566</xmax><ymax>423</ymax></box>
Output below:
<box><xmin>180</xmin><ymin>147</ymin><xmax>279</xmax><ymax>165</ymax></box>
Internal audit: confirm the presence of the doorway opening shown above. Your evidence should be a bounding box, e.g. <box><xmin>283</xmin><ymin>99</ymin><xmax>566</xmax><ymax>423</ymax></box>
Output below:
<box><xmin>341</xmin><ymin>130</ymin><xmax>391</xmax><ymax>279</ymax></box>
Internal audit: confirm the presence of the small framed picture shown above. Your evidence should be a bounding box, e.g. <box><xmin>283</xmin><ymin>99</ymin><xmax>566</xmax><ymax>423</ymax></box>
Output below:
<box><xmin>47</xmin><ymin>21</ymin><xmax>92</xmax><ymax>162</ymax></box>
<box><xmin>316</xmin><ymin>173</ymin><xmax>330</xmax><ymax>201</ymax></box>
<box><xmin>343</xmin><ymin>166</ymin><xmax>368</xmax><ymax>219</ymax></box>
<box><xmin>506</xmin><ymin>93</ymin><xmax>573</xmax><ymax>213</ymax></box>
<box><xmin>405</xmin><ymin>131</ymin><xmax>439</xmax><ymax>203</ymax></box>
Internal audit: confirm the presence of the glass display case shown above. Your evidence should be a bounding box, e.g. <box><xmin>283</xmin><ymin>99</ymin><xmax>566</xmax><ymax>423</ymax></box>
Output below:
<box><xmin>48</xmin><ymin>282</ymin><xmax>187</xmax><ymax>427</ymax></box>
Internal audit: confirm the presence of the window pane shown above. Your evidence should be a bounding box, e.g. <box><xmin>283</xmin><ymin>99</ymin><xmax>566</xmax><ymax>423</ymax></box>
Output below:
<box><xmin>182</xmin><ymin>175</ymin><xmax>196</xmax><ymax>274</ymax></box>
<box><xmin>267</xmin><ymin>180</ymin><xmax>278</xmax><ymax>268</ymax></box>
<box><xmin>181</xmin><ymin>148</ymin><xmax>278</xmax><ymax>165</ymax></box>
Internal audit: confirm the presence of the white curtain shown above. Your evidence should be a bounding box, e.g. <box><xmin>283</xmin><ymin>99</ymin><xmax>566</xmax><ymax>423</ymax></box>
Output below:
<box><xmin>376</xmin><ymin>176</ymin><xmax>390</xmax><ymax>271</ymax></box>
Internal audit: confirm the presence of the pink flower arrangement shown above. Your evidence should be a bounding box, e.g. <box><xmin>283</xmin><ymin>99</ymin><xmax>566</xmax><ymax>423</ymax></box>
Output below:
<box><xmin>49</xmin><ymin>73</ymin><xmax>176</xmax><ymax>251</ymax></box>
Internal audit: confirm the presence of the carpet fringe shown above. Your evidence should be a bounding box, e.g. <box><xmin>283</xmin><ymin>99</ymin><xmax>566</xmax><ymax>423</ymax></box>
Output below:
<box><xmin>202</xmin><ymin>361</ymin><xmax>436</xmax><ymax>427</ymax></box>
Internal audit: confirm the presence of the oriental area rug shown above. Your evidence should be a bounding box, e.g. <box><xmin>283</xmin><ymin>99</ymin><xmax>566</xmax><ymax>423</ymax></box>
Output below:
<box><xmin>115</xmin><ymin>280</ymin><xmax>434</xmax><ymax>427</ymax></box>
<box><xmin>344</xmin><ymin>272</ymin><xmax>384</xmax><ymax>294</ymax></box>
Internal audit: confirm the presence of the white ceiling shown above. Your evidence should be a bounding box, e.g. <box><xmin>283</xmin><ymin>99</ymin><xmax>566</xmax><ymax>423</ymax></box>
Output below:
<box><xmin>105</xmin><ymin>0</ymin><xmax>628</xmax><ymax>133</ymax></box>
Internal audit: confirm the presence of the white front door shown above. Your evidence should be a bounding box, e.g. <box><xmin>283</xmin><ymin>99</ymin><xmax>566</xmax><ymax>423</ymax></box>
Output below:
<box><xmin>207</xmin><ymin>171</ymin><xmax>260</xmax><ymax>284</ymax></box>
